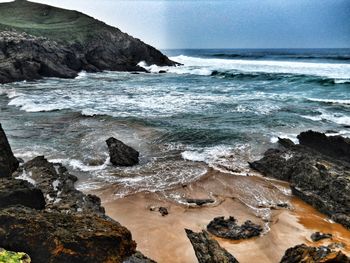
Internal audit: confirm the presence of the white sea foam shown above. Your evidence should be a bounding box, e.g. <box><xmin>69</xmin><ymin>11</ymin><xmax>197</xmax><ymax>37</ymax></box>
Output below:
<box><xmin>307</xmin><ymin>98</ymin><xmax>350</xmax><ymax>106</ymax></box>
<box><xmin>301</xmin><ymin>109</ymin><xmax>350</xmax><ymax>126</ymax></box>
<box><xmin>49</xmin><ymin>157</ymin><xmax>110</xmax><ymax>172</ymax></box>
<box><xmin>16</xmin><ymin>170</ymin><xmax>36</xmax><ymax>185</ymax></box>
<box><xmin>139</xmin><ymin>55</ymin><xmax>350</xmax><ymax>80</ymax></box>
<box><xmin>270</xmin><ymin>134</ymin><xmax>299</xmax><ymax>144</ymax></box>
<box><xmin>182</xmin><ymin>144</ymin><xmax>252</xmax><ymax>175</ymax></box>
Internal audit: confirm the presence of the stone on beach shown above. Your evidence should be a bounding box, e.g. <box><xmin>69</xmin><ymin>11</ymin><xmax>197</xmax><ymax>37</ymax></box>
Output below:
<box><xmin>207</xmin><ymin>216</ymin><xmax>263</xmax><ymax>240</ymax></box>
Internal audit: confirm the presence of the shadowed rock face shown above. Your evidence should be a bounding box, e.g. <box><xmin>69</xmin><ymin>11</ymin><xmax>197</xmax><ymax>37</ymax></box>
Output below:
<box><xmin>0</xmin><ymin>178</ymin><xmax>45</xmax><ymax>209</ymax></box>
<box><xmin>185</xmin><ymin>229</ymin><xmax>239</xmax><ymax>263</ymax></box>
<box><xmin>0</xmin><ymin>206</ymin><xmax>136</xmax><ymax>263</ymax></box>
<box><xmin>0</xmin><ymin>124</ymin><xmax>19</xmax><ymax>177</ymax></box>
<box><xmin>280</xmin><ymin>244</ymin><xmax>350</xmax><ymax>263</ymax></box>
<box><xmin>106</xmin><ymin>137</ymin><xmax>139</xmax><ymax>167</ymax></box>
<box><xmin>250</xmin><ymin>131</ymin><xmax>350</xmax><ymax>229</ymax></box>
<box><xmin>207</xmin><ymin>216</ymin><xmax>262</xmax><ymax>240</ymax></box>
<box><xmin>0</xmin><ymin>0</ymin><xmax>177</xmax><ymax>83</ymax></box>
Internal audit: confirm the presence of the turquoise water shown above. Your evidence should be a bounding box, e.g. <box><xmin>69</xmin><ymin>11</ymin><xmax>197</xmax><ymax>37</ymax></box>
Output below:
<box><xmin>0</xmin><ymin>49</ymin><xmax>349</xmax><ymax>195</ymax></box>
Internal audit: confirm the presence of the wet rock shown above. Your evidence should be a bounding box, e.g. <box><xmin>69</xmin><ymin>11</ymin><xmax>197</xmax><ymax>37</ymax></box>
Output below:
<box><xmin>158</xmin><ymin>70</ymin><xmax>167</xmax><ymax>74</ymax></box>
<box><xmin>207</xmin><ymin>216</ymin><xmax>262</xmax><ymax>240</ymax></box>
<box><xmin>186</xmin><ymin>198</ymin><xmax>215</xmax><ymax>206</ymax></box>
<box><xmin>311</xmin><ymin>232</ymin><xmax>333</xmax><ymax>242</ymax></box>
<box><xmin>123</xmin><ymin>251</ymin><xmax>156</xmax><ymax>263</ymax></box>
<box><xmin>0</xmin><ymin>206</ymin><xmax>136</xmax><ymax>263</ymax></box>
<box><xmin>298</xmin><ymin>130</ymin><xmax>350</xmax><ymax>163</ymax></box>
<box><xmin>106</xmin><ymin>137</ymin><xmax>139</xmax><ymax>167</ymax></box>
<box><xmin>280</xmin><ymin>244</ymin><xmax>350</xmax><ymax>263</ymax></box>
<box><xmin>0</xmin><ymin>248</ymin><xmax>31</xmax><ymax>263</ymax></box>
<box><xmin>250</xmin><ymin>131</ymin><xmax>350</xmax><ymax>229</ymax></box>
<box><xmin>22</xmin><ymin>156</ymin><xmax>105</xmax><ymax>215</ymax></box>
<box><xmin>158</xmin><ymin>207</ymin><xmax>168</xmax><ymax>216</ymax></box>
<box><xmin>185</xmin><ymin>229</ymin><xmax>239</xmax><ymax>263</ymax></box>
<box><xmin>0</xmin><ymin>124</ymin><xmax>19</xmax><ymax>177</ymax></box>
<box><xmin>277</xmin><ymin>137</ymin><xmax>295</xmax><ymax>148</ymax></box>
<box><xmin>0</xmin><ymin>178</ymin><xmax>45</xmax><ymax>209</ymax></box>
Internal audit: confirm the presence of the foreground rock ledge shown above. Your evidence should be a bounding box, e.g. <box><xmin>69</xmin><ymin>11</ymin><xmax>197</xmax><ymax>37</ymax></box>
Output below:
<box><xmin>0</xmin><ymin>206</ymin><xmax>136</xmax><ymax>263</ymax></box>
<box><xmin>0</xmin><ymin>124</ymin><xmax>18</xmax><ymax>177</ymax></box>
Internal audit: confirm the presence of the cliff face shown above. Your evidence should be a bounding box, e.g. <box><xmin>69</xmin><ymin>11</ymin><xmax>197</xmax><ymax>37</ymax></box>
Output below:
<box><xmin>0</xmin><ymin>0</ymin><xmax>176</xmax><ymax>83</ymax></box>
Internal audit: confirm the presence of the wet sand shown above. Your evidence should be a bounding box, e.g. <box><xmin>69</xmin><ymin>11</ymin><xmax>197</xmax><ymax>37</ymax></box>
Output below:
<box><xmin>93</xmin><ymin>170</ymin><xmax>350</xmax><ymax>263</ymax></box>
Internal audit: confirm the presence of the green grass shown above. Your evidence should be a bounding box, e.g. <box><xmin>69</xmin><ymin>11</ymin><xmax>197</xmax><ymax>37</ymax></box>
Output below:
<box><xmin>0</xmin><ymin>0</ymin><xmax>116</xmax><ymax>44</ymax></box>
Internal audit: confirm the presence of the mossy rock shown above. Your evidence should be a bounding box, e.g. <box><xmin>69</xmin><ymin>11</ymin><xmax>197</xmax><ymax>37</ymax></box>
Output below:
<box><xmin>0</xmin><ymin>248</ymin><xmax>31</xmax><ymax>263</ymax></box>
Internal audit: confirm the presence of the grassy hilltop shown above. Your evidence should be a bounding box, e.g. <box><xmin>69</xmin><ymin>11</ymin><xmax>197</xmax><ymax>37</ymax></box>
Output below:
<box><xmin>0</xmin><ymin>0</ymin><xmax>124</xmax><ymax>44</ymax></box>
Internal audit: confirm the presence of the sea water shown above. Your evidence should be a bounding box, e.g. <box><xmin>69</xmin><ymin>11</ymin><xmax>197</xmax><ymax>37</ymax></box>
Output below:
<box><xmin>0</xmin><ymin>49</ymin><xmax>349</xmax><ymax>196</ymax></box>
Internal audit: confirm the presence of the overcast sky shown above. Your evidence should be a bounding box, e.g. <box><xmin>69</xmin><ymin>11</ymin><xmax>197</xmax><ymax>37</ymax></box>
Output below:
<box><xmin>1</xmin><ymin>0</ymin><xmax>350</xmax><ymax>49</ymax></box>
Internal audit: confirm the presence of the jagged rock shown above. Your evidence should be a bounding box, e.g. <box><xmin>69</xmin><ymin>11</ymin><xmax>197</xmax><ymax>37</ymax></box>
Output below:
<box><xmin>106</xmin><ymin>137</ymin><xmax>139</xmax><ymax>167</ymax></box>
<box><xmin>186</xmin><ymin>198</ymin><xmax>215</xmax><ymax>206</ymax></box>
<box><xmin>0</xmin><ymin>124</ymin><xmax>19</xmax><ymax>177</ymax></box>
<box><xmin>280</xmin><ymin>244</ymin><xmax>350</xmax><ymax>263</ymax></box>
<box><xmin>0</xmin><ymin>248</ymin><xmax>31</xmax><ymax>263</ymax></box>
<box><xmin>0</xmin><ymin>178</ymin><xmax>45</xmax><ymax>209</ymax></box>
<box><xmin>185</xmin><ymin>229</ymin><xmax>239</xmax><ymax>263</ymax></box>
<box><xmin>207</xmin><ymin>216</ymin><xmax>262</xmax><ymax>240</ymax></box>
<box><xmin>298</xmin><ymin>130</ymin><xmax>350</xmax><ymax>163</ymax></box>
<box><xmin>250</xmin><ymin>131</ymin><xmax>350</xmax><ymax>229</ymax></box>
<box><xmin>311</xmin><ymin>232</ymin><xmax>332</xmax><ymax>242</ymax></box>
<box><xmin>123</xmin><ymin>251</ymin><xmax>156</xmax><ymax>263</ymax></box>
<box><xmin>0</xmin><ymin>206</ymin><xmax>136</xmax><ymax>263</ymax></box>
<box><xmin>0</xmin><ymin>1</ymin><xmax>177</xmax><ymax>84</ymax></box>
<box><xmin>21</xmin><ymin>156</ymin><xmax>105</xmax><ymax>215</ymax></box>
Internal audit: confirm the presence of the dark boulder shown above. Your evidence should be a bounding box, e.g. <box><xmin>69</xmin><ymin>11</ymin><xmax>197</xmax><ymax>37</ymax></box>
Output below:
<box><xmin>0</xmin><ymin>206</ymin><xmax>136</xmax><ymax>263</ymax></box>
<box><xmin>311</xmin><ymin>232</ymin><xmax>332</xmax><ymax>242</ymax></box>
<box><xmin>185</xmin><ymin>229</ymin><xmax>239</xmax><ymax>263</ymax></box>
<box><xmin>106</xmin><ymin>137</ymin><xmax>139</xmax><ymax>167</ymax></box>
<box><xmin>298</xmin><ymin>130</ymin><xmax>350</xmax><ymax>163</ymax></box>
<box><xmin>280</xmin><ymin>244</ymin><xmax>350</xmax><ymax>263</ymax></box>
<box><xmin>22</xmin><ymin>156</ymin><xmax>105</xmax><ymax>215</ymax></box>
<box><xmin>207</xmin><ymin>216</ymin><xmax>262</xmax><ymax>240</ymax></box>
<box><xmin>250</xmin><ymin>131</ymin><xmax>350</xmax><ymax>229</ymax></box>
<box><xmin>0</xmin><ymin>178</ymin><xmax>45</xmax><ymax>209</ymax></box>
<box><xmin>158</xmin><ymin>207</ymin><xmax>168</xmax><ymax>216</ymax></box>
<box><xmin>0</xmin><ymin>124</ymin><xmax>19</xmax><ymax>177</ymax></box>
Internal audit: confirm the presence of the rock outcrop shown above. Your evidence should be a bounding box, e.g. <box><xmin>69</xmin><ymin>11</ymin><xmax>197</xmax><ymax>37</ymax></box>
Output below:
<box><xmin>106</xmin><ymin>137</ymin><xmax>139</xmax><ymax>167</ymax></box>
<box><xmin>311</xmin><ymin>232</ymin><xmax>333</xmax><ymax>242</ymax></box>
<box><xmin>21</xmin><ymin>156</ymin><xmax>105</xmax><ymax>215</ymax></box>
<box><xmin>298</xmin><ymin>130</ymin><xmax>350</xmax><ymax>163</ymax></box>
<box><xmin>0</xmin><ymin>0</ymin><xmax>177</xmax><ymax>84</ymax></box>
<box><xmin>280</xmin><ymin>244</ymin><xmax>350</xmax><ymax>263</ymax></box>
<box><xmin>250</xmin><ymin>131</ymin><xmax>350</xmax><ymax>229</ymax></box>
<box><xmin>185</xmin><ymin>229</ymin><xmax>239</xmax><ymax>263</ymax></box>
<box><xmin>0</xmin><ymin>124</ymin><xmax>19</xmax><ymax>177</ymax></box>
<box><xmin>0</xmin><ymin>206</ymin><xmax>136</xmax><ymax>263</ymax></box>
<box><xmin>207</xmin><ymin>216</ymin><xmax>262</xmax><ymax>240</ymax></box>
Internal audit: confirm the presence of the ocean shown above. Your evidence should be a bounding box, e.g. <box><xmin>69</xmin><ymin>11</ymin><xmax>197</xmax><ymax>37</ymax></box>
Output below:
<box><xmin>0</xmin><ymin>48</ymin><xmax>349</xmax><ymax>197</ymax></box>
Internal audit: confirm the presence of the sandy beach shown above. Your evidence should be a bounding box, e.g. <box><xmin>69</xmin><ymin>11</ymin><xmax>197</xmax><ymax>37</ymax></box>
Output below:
<box><xmin>92</xmin><ymin>170</ymin><xmax>350</xmax><ymax>263</ymax></box>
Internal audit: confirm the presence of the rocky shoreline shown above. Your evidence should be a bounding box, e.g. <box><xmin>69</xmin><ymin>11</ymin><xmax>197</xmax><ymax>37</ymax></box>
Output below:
<box><xmin>1</xmin><ymin>122</ymin><xmax>350</xmax><ymax>262</ymax></box>
<box><xmin>0</xmin><ymin>0</ymin><xmax>177</xmax><ymax>84</ymax></box>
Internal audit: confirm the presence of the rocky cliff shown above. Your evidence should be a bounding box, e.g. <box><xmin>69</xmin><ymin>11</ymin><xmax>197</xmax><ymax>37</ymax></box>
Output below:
<box><xmin>0</xmin><ymin>0</ymin><xmax>176</xmax><ymax>83</ymax></box>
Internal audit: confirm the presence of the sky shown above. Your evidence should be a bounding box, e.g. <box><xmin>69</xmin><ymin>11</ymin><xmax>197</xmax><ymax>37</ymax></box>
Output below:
<box><xmin>1</xmin><ymin>0</ymin><xmax>350</xmax><ymax>49</ymax></box>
